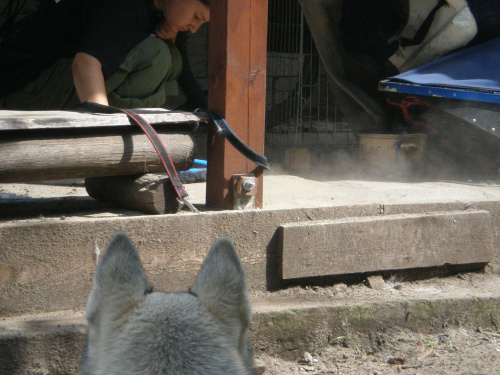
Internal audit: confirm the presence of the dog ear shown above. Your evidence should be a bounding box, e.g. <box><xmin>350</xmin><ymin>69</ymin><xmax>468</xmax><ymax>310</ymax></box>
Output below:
<box><xmin>86</xmin><ymin>231</ymin><xmax>149</xmax><ymax>322</ymax></box>
<box><xmin>190</xmin><ymin>237</ymin><xmax>252</xmax><ymax>362</ymax></box>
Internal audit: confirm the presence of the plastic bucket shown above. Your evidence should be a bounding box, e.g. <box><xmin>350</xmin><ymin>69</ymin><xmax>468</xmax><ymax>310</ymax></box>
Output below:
<box><xmin>358</xmin><ymin>132</ymin><xmax>427</xmax><ymax>177</ymax></box>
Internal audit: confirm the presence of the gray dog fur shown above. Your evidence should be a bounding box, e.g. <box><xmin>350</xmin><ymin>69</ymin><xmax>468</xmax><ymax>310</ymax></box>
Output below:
<box><xmin>78</xmin><ymin>231</ymin><xmax>255</xmax><ymax>375</ymax></box>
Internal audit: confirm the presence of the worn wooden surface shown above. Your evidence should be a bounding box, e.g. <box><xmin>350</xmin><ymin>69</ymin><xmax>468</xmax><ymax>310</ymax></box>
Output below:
<box><xmin>0</xmin><ymin>109</ymin><xmax>208</xmax><ymax>130</ymax></box>
<box><xmin>85</xmin><ymin>174</ymin><xmax>182</xmax><ymax>215</ymax></box>
<box><xmin>206</xmin><ymin>0</ymin><xmax>267</xmax><ymax>209</ymax></box>
<box><xmin>0</xmin><ymin>130</ymin><xmax>195</xmax><ymax>182</ymax></box>
<box><xmin>281</xmin><ymin>211</ymin><xmax>494</xmax><ymax>279</ymax></box>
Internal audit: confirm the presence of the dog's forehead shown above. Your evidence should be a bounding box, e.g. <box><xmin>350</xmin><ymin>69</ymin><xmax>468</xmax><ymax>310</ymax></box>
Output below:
<box><xmin>139</xmin><ymin>291</ymin><xmax>206</xmax><ymax>318</ymax></box>
<box><xmin>123</xmin><ymin>291</ymin><xmax>213</xmax><ymax>329</ymax></box>
<box><xmin>147</xmin><ymin>290</ymin><xmax>197</xmax><ymax>305</ymax></box>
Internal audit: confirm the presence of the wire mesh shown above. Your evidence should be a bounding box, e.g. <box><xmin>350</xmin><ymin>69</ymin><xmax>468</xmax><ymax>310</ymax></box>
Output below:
<box><xmin>265</xmin><ymin>0</ymin><xmax>356</xmax><ymax>148</ymax></box>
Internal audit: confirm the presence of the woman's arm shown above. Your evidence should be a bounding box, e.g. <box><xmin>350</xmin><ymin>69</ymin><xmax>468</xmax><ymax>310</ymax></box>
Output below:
<box><xmin>72</xmin><ymin>52</ymin><xmax>108</xmax><ymax>105</ymax></box>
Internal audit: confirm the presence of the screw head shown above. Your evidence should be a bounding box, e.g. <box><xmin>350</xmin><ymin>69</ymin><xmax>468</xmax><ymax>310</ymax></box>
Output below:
<box><xmin>242</xmin><ymin>178</ymin><xmax>256</xmax><ymax>191</ymax></box>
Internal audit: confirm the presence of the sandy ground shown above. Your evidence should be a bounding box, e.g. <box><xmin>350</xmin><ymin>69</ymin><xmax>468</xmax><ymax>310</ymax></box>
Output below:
<box><xmin>1</xmin><ymin>174</ymin><xmax>500</xmax><ymax>219</ymax></box>
<box><xmin>255</xmin><ymin>325</ymin><xmax>500</xmax><ymax>375</ymax></box>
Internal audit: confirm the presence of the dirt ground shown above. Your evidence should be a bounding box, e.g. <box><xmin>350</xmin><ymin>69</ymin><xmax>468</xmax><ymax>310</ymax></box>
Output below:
<box><xmin>247</xmin><ymin>269</ymin><xmax>500</xmax><ymax>375</ymax></box>
<box><xmin>255</xmin><ymin>325</ymin><xmax>500</xmax><ymax>375</ymax></box>
<box><xmin>249</xmin><ymin>272</ymin><xmax>500</xmax><ymax>375</ymax></box>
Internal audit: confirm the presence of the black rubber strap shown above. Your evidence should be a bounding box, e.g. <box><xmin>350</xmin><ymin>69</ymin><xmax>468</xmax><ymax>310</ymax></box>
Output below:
<box><xmin>206</xmin><ymin>111</ymin><xmax>269</xmax><ymax>169</ymax></box>
<box><xmin>79</xmin><ymin>101</ymin><xmax>190</xmax><ymax>204</ymax></box>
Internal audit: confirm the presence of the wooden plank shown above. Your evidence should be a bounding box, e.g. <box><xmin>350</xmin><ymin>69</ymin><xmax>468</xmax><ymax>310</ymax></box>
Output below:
<box><xmin>0</xmin><ymin>130</ymin><xmax>195</xmax><ymax>182</ymax></box>
<box><xmin>85</xmin><ymin>174</ymin><xmax>183</xmax><ymax>214</ymax></box>
<box><xmin>206</xmin><ymin>0</ymin><xmax>267</xmax><ymax>209</ymax></box>
<box><xmin>0</xmin><ymin>109</ymin><xmax>208</xmax><ymax>131</ymax></box>
<box><xmin>281</xmin><ymin>211</ymin><xmax>494</xmax><ymax>279</ymax></box>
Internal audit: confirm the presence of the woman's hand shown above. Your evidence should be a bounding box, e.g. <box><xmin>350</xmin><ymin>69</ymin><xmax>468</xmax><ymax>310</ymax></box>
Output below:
<box><xmin>72</xmin><ymin>52</ymin><xmax>108</xmax><ymax>105</ymax></box>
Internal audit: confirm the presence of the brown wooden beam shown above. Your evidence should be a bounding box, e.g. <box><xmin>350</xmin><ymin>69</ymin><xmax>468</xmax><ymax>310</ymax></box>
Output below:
<box><xmin>85</xmin><ymin>174</ymin><xmax>184</xmax><ymax>214</ymax></box>
<box><xmin>0</xmin><ymin>130</ymin><xmax>194</xmax><ymax>182</ymax></box>
<box><xmin>281</xmin><ymin>211</ymin><xmax>494</xmax><ymax>279</ymax></box>
<box><xmin>206</xmin><ymin>0</ymin><xmax>268</xmax><ymax>209</ymax></box>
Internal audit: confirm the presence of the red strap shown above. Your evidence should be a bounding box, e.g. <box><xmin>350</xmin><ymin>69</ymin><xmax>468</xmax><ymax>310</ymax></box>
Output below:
<box><xmin>387</xmin><ymin>96</ymin><xmax>439</xmax><ymax>134</ymax></box>
<box><xmin>119</xmin><ymin>108</ymin><xmax>189</xmax><ymax>199</ymax></box>
<box><xmin>80</xmin><ymin>102</ymin><xmax>198</xmax><ymax>213</ymax></box>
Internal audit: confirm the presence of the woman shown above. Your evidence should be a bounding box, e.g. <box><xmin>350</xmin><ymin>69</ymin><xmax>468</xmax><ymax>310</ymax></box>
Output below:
<box><xmin>0</xmin><ymin>0</ymin><xmax>210</xmax><ymax>110</ymax></box>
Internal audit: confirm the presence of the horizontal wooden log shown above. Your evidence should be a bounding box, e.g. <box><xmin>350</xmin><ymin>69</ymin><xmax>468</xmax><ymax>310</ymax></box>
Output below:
<box><xmin>0</xmin><ymin>109</ymin><xmax>209</xmax><ymax>131</ymax></box>
<box><xmin>85</xmin><ymin>174</ymin><xmax>183</xmax><ymax>215</ymax></box>
<box><xmin>0</xmin><ymin>130</ymin><xmax>195</xmax><ymax>182</ymax></box>
<box><xmin>281</xmin><ymin>211</ymin><xmax>494</xmax><ymax>279</ymax></box>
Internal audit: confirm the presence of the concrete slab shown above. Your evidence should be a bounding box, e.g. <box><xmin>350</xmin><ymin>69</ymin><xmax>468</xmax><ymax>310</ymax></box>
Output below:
<box><xmin>2</xmin><ymin>176</ymin><xmax>500</xmax><ymax>217</ymax></box>
<box><xmin>260</xmin><ymin>176</ymin><xmax>500</xmax><ymax>209</ymax></box>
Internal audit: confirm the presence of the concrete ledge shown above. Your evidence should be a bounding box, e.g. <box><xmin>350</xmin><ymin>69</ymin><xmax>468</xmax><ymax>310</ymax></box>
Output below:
<box><xmin>1</xmin><ymin>294</ymin><xmax>499</xmax><ymax>375</ymax></box>
<box><xmin>0</xmin><ymin>311</ymin><xmax>86</xmax><ymax>375</ymax></box>
<box><xmin>0</xmin><ymin>201</ymin><xmax>499</xmax><ymax>315</ymax></box>
<box><xmin>251</xmin><ymin>297</ymin><xmax>500</xmax><ymax>359</ymax></box>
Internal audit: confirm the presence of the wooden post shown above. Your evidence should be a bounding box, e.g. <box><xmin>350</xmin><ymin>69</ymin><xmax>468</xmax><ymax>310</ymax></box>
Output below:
<box><xmin>206</xmin><ymin>0</ymin><xmax>268</xmax><ymax>209</ymax></box>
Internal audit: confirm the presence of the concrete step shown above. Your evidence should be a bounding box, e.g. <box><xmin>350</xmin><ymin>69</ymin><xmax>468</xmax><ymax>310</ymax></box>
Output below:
<box><xmin>1</xmin><ymin>201</ymin><xmax>499</xmax><ymax>316</ymax></box>
<box><xmin>1</xmin><ymin>273</ymin><xmax>499</xmax><ymax>375</ymax></box>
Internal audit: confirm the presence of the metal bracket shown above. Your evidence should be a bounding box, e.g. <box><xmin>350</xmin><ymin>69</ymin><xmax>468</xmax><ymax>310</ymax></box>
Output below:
<box><xmin>232</xmin><ymin>174</ymin><xmax>257</xmax><ymax>210</ymax></box>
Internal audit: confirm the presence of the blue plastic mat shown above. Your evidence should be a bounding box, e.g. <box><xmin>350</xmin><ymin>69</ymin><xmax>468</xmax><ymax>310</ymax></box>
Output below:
<box><xmin>380</xmin><ymin>36</ymin><xmax>500</xmax><ymax>103</ymax></box>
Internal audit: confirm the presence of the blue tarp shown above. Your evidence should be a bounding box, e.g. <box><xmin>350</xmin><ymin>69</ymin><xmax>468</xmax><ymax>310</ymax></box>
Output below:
<box><xmin>379</xmin><ymin>35</ymin><xmax>500</xmax><ymax>146</ymax></box>
<box><xmin>380</xmin><ymin>36</ymin><xmax>500</xmax><ymax>103</ymax></box>
<box><xmin>390</xmin><ymin>36</ymin><xmax>500</xmax><ymax>92</ymax></box>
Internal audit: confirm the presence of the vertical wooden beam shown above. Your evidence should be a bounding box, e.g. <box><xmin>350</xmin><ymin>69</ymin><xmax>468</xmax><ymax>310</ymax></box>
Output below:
<box><xmin>206</xmin><ymin>0</ymin><xmax>268</xmax><ymax>209</ymax></box>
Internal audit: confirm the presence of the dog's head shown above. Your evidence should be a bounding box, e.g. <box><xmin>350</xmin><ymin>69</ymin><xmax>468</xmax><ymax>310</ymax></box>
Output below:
<box><xmin>78</xmin><ymin>231</ymin><xmax>254</xmax><ymax>375</ymax></box>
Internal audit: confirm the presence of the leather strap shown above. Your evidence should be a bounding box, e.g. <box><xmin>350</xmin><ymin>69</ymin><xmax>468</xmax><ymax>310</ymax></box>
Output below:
<box><xmin>205</xmin><ymin>111</ymin><xmax>269</xmax><ymax>169</ymax></box>
<box><xmin>79</xmin><ymin>101</ymin><xmax>198</xmax><ymax>213</ymax></box>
